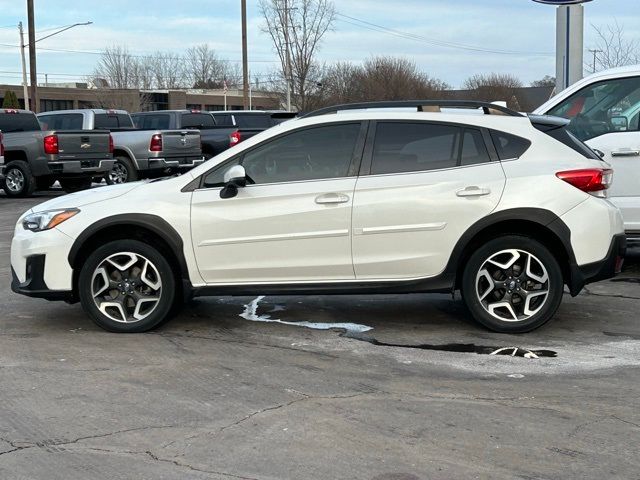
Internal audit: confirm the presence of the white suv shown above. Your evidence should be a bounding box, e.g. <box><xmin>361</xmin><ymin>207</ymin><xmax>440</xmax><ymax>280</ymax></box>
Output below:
<box><xmin>11</xmin><ymin>101</ymin><xmax>626</xmax><ymax>334</ymax></box>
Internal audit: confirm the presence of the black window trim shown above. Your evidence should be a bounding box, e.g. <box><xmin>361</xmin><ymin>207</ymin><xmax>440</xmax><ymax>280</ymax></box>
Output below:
<box><xmin>359</xmin><ymin>120</ymin><xmax>497</xmax><ymax>177</ymax></box>
<box><xmin>488</xmin><ymin>129</ymin><xmax>532</xmax><ymax>162</ymax></box>
<box><xmin>193</xmin><ymin>120</ymin><xmax>369</xmax><ymax>191</ymax></box>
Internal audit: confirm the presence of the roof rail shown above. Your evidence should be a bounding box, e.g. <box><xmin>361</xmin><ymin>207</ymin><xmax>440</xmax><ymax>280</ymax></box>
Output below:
<box><xmin>300</xmin><ymin>100</ymin><xmax>525</xmax><ymax>119</ymax></box>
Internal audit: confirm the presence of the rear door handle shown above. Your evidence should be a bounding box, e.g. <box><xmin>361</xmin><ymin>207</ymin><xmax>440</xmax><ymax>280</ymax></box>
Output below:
<box><xmin>611</xmin><ymin>149</ymin><xmax>640</xmax><ymax>157</ymax></box>
<box><xmin>315</xmin><ymin>193</ymin><xmax>350</xmax><ymax>204</ymax></box>
<box><xmin>456</xmin><ymin>186</ymin><xmax>491</xmax><ymax>197</ymax></box>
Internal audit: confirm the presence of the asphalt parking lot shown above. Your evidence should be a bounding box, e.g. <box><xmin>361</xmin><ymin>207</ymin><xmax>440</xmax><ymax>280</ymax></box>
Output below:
<box><xmin>1</xmin><ymin>190</ymin><xmax>639</xmax><ymax>480</ymax></box>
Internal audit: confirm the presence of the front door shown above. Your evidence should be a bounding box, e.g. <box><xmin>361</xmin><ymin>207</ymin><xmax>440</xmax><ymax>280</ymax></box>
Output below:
<box><xmin>190</xmin><ymin>122</ymin><xmax>365</xmax><ymax>284</ymax></box>
<box><xmin>352</xmin><ymin>121</ymin><xmax>506</xmax><ymax>279</ymax></box>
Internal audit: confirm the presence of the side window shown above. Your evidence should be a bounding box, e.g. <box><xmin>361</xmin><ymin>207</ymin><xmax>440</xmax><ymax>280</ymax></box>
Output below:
<box><xmin>547</xmin><ymin>76</ymin><xmax>640</xmax><ymax>140</ymax></box>
<box><xmin>203</xmin><ymin>123</ymin><xmax>361</xmax><ymax>187</ymax></box>
<box><xmin>490</xmin><ymin>131</ymin><xmax>531</xmax><ymax>160</ymax></box>
<box><xmin>371</xmin><ymin>122</ymin><xmax>460</xmax><ymax>175</ymax></box>
<box><xmin>460</xmin><ymin>128</ymin><xmax>491</xmax><ymax>166</ymax></box>
<box><xmin>203</xmin><ymin>159</ymin><xmax>241</xmax><ymax>188</ymax></box>
<box><xmin>38</xmin><ymin>115</ymin><xmax>56</xmax><ymax>130</ymax></box>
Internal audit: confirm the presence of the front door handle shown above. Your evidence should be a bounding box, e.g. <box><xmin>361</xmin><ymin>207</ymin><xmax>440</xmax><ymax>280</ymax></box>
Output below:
<box><xmin>611</xmin><ymin>149</ymin><xmax>640</xmax><ymax>157</ymax></box>
<box><xmin>456</xmin><ymin>186</ymin><xmax>491</xmax><ymax>197</ymax></box>
<box><xmin>315</xmin><ymin>193</ymin><xmax>350</xmax><ymax>204</ymax></box>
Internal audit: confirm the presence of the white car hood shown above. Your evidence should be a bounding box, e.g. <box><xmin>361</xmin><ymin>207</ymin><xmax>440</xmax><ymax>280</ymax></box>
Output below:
<box><xmin>27</xmin><ymin>182</ymin><xmax>144</xmax><ymax>213</ymax></box>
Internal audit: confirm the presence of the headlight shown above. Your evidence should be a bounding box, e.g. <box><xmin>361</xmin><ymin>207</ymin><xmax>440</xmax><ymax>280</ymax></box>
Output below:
<box><xmin>23</xmin><ymin>209</ymin><xmax>80</xmax><ymax>232</ymax></box>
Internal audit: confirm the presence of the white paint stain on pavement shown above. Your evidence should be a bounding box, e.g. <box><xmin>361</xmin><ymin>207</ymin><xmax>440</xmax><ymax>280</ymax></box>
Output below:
<box><xmin>240</xmin><ymin>296</ymin><xmax>373</xmax><ymax>333</ymax></box>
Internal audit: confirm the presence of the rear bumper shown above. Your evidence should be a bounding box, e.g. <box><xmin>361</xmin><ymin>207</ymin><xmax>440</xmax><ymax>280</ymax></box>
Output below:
<box><xmin>140</xmin><ymin>156</ymin><xmax>206</xmax><ymax>171</ymax></box>
<box><xmin>47</xmin><ymin>159</ymin><xmax>115</xmax><ymax>176</ymax></box>
<box><xmin>569</xmin><ymin>234</ymin><xmax>627</xmax><ymax>294</ymax></box>
<box><xmin>626</xmin><ymin>231</ymin><xmax>640</xmax><ymax>246</ymax></box>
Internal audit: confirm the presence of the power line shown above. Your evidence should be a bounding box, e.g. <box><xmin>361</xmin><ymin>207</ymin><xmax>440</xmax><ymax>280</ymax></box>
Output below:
<box><xmin>335</xmin><ymin>13</ymin><xmax>554</xmax><ymax>57</ymax></box>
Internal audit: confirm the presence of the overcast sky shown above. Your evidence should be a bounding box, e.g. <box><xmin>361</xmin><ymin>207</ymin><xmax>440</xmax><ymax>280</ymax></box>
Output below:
<box><xmin>0</xmin><ymin>0</ymin><xmax>638</xmax><ymax>89</ymax></box>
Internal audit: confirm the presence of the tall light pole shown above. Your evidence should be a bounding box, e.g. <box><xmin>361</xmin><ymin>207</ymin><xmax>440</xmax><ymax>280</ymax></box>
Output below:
<box><xmin>25</xmin><ymin>0</ymin><xmax>92</xmax><ymax>113</ymax></box>
<box><xmin>18</xmin><ymin>22</ymin><xmax>29</xmax><ymax>110</ymax></box>
<box><xmin>241</xmin><ymin>0</ymin><xmax>249</xmax><ymax>110</ymax></box>
<box><xmin>283</xmin><ymin>0</ymin><xmax>292</xmax><ymax>111</ymax></box>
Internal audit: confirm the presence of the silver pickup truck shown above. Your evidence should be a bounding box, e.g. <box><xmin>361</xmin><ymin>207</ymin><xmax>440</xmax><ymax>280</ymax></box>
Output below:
<box><xmin>0</xmin><ymin>109</ymin><xmax>114</xmax><ymax>196</ymax></box>
<box><xmin>37</xmin><ymin>109</ymin><xmax>205</xmax><ymax>184</ymax></box>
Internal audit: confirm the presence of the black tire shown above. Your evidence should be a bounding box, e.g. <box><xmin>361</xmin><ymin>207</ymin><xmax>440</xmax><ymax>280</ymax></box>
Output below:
<box><xmin>78</xmin><ymin>239</ymin><xmax>177</xmax><ymax>333</ymax></box>
<box><xmin>461</xmin><ymin>235</ymin><xmax>564</xmax><ymax>333</ymax></box>
<box><xmin>35</xmin><ymin>176</ymin><xmax>55</xmax><ymax>191</ymax></box>
<box><xmin>106</xmin><ymin>156</ymin><xmax>138</xmax><ymax>184</ymax></box>
<box><xmin>59</xmin><ymin>177</ymin><xmax>92</xmax><ymax>193</ymax></box>
<box><xmin>2</xmin><ymin>160</ymin><xmax>36</xmax><ymax>197</ymax></box>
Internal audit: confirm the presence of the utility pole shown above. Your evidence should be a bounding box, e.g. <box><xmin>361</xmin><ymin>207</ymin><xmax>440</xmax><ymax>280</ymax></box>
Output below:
<box><xmin>283</xmin><ymin>0</ymin><xmax>292</xmax><ymax>111</ymax></box>
<box><xmin>18</xmin><ymin>22</ymin><xmax>29</xmax><ymax>110</ymax></box>
<box><xmin>588</xmin><ymin>48</ymin><xmax>602</xmax><ymax>73</ymax></box>
<box><xmin>27</xmin><ymin>0</ymin><xmax>38</xmax><ymax>113</ymax></box>
<box><xmin>241</xmin><ymin>0</ymin><xmax>249</xmax><ymax>110</ymax></box>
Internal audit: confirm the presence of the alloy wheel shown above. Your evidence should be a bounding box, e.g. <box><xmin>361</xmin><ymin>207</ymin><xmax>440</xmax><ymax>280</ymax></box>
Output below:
<box><xmin>5</xmin><ymin>168</ymin><xmax>25</xmax><ymax>193</ymax></box>
<box><xmin>91</xmin><ymin>252</ymin><xmax>162</xmax><ymax>323</ymax></box>
<box><xmin>109</xmin><ymin>162</ymin><xmax>128</xmax><ymax>184</ymax></box>
<box><xmin>475</xmin><ymin>249</ymin><xmax>550</xmax><ymax>323</ymax></box>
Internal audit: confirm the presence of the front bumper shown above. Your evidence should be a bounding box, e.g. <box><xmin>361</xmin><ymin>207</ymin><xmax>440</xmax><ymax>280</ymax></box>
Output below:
<box><xmin>569</xmin><ymin>233</ymin><xmax>627</xmax><ymax>295</ymax></box>
<box><xmin>141</xmin><ymin>156</ymin><xmax>206</xmax><ymax>171</ymax></box>
<box><xmin>11</xmin><ymin>256</ymin><xmax>73</xmax><ymax>301</ymax></box>
<box><xmin>47</xmin><ymin>159</ymin><xmax>115</xmax><ymax>176</ymax></box>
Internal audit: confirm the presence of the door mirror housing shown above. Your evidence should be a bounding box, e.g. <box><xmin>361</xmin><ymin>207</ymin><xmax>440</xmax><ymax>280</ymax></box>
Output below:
<box><xmin>610</xmin><ymin>115</ymin><xmax>629</xmax><ymax>132</ymax></box>
<box><xmin>220</xmin><ymin>165</ymin><xmax>247</xmax><ymax>199</ymax></box>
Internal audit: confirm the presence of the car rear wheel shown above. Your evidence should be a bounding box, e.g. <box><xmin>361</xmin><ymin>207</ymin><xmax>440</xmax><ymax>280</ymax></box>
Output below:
<box><xmin>2</xmin><ymin>161</ymin><xmax>36</xmax><ymax>197</ymax></box>
<box><xmin>78</xmin><ymin>240</ymin><xmax>176</xmax><ymax>333</ymax></box>
<box><xmin>106</xmin><ymin>156</ymin><xmax>138</xmax><ymax>184</ymax></box>
<box><xmin>461</xmin><ymin>235</ymin><xmax>564</xmax><ymax>333</ymax></box>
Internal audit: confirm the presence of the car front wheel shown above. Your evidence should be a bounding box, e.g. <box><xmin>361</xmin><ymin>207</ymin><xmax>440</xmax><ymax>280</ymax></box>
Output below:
<box><xmin>78</xmin><ymin>240</ymin><xmax>176</xmax><ymax>332</ymax></box>
<box><xmin>461</xmin><ymin>235</ymin><xmax>564</xmax><ymax>333</ymax></box>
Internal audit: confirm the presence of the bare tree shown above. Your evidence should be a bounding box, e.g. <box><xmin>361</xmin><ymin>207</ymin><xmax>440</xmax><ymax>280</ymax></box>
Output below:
<box><xmin>530</xmin><ymin>75</ymin><xmax>555</xmax><ymax>88</ymax></box>
<box><xmin>148</xmin><ymin>52</ymin><xmax>185</xmax><ymax>89</ymax></box>
<box><xmin>589</xmin><ymin>21</ymin><xmax>640</xmax><ymax>72</ymax></box>
<box><xmin>462</xmin><ymin>73</ymin><xmax>523</xmax><ymax>109</ymax></box>
<box><xmin>184</xmin><ymin>44</ymin><xmax>230</xmax><ymax>89</ymax></box>
<box><xmin>92</xmin><ymin>45</ymin><xmax>139</xmax><ymax>89</ymax></box>
<box><xmin>260</xmin><ymin>0</ymin><xmax>336</xmax><ymax>110</ymax></box>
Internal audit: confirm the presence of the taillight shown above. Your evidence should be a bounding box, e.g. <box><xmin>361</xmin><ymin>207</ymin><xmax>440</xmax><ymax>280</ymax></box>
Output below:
<box><xmin>230</xmin><ymin>131</ymin><xmax>241</xmax><ymax>146</ymax></box>
<box><xmin>149</xmin><ymin>134</ymin><xmax>162</xmax><ymax>152</ymax></box>
<box><xmin>556</xmin><ymin>168</ymin><xmax>613</xmax><ymax>197</ymax></box>
<box><xmin>44</xmin><ymin>134</ymin><xmax>59</xmax><ymax>155</ymax></box>
<box><xmin>108</xmin><ymin>134</ymin><xmax>114</xmax><ymax>154</ymax></box>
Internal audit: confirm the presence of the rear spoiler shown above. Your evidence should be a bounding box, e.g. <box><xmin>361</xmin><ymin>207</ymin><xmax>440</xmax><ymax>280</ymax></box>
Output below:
<box><xmin>527</xmin><ymin>114</ymin><xmax>570</xmax><ymax>132</ymax></box>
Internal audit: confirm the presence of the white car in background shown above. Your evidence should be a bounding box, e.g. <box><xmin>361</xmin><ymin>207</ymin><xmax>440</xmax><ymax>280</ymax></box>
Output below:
<box><xmin>535</xmin><ymin>65</ymin><xmax>640</xmax><ymax>245</ymax></box>
<box><xmin>11</xmin><ymin>101</ymin><xmax>625</xmax><ymax>334</ymax></box>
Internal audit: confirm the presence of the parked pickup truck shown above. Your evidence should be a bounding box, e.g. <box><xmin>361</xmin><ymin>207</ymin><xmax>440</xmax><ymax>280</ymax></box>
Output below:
<box><xmin>132</xmin><ymin>110</ymin><xmax>296</xmax><ymax>159</ymax></box>
<box><xmin>0</xmin><ymin>109</ymin><xmax>113</xmax><ymax>196</ymax></box>
<box><xmin>534</xmin><ymin>65</ymin><xmax>640</xmax><ymax>245</ymax></box>
<box><xmin>37</xmin><ymin>109</ymin><xmax>204</xmax><ymax>184</ymax></box>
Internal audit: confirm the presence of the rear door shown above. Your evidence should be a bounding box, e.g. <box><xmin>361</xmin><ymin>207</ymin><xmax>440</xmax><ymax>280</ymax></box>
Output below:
<box><xmin>352</xmin><ymin>121</ymin><xmax>506</xmax><ymax>279</ymax></box>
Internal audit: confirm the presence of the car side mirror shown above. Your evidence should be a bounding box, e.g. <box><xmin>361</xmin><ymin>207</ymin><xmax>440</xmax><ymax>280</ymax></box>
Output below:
<box><xmin>220</xmin><ymin>165</ymin><xmax>247</xmax><ymax>199</ymax></box>
<box><xmin>610</xmin><ymin>115</ymin><xmax>628</xmax><ymax>131</ymax></box>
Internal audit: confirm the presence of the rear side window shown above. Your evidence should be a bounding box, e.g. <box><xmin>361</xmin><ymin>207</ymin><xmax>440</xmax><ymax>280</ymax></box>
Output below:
<box><xmin>0</xmin><ymin>112</ymin><xmax>41</xmax><ymax>132</ymax></box>
<box><xmin>490</xmin><ymin>131</ymin><xmax>531</xmax><ymax>160</ymax></box>
<box><xmin>38</xmin><ymin>113</ymin><xmax>83</xmax><ymax>130</ymax></box>
<box><xmin>371</xmin><ymin>122</ymin><xmax>460</xmax><ymax>174</ymax></box>
<box><xmin>461</xmin><ymin>129</ymin><xmax>491</xmax><ymax>166</ymax></box>
<box><xmin>234</xmin><ymin>114</ymin><xmax>272</xmax><ymax>129</ymax></box>
<box><xmin>181</xmin><ymin>113</ymin><xmax>215</xmax><ymax>128</ymax></box>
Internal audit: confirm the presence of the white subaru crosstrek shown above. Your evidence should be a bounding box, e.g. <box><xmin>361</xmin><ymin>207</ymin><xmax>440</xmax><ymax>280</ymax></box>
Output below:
<box><xmin>11</xmin><ymin>101</ymin><xmax>626</xmax><ymax>334</ymax></box>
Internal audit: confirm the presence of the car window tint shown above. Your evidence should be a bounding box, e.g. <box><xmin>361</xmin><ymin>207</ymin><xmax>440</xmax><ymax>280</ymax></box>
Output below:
<box><xmin>234</xmin><ymin>114</ymin><xmax>271</xmax><ymax>129</ymax></box>
<box><xmin>0</xmin><ymin>113</ymin><xmax>41</xmax><ymax>132</ymax></box>
<box><xmin>213</xmin><ymin>114</ymin><xmax>234</xmax><ymax>126</ymax></box>
<box><xmin>94</xmin><ymin>114</ymin><xmax>119</xmax><ymax>129</ymax></box>
<box><xmin>460</xmin><ymin>129</ymin><xmax>491</xmax><ymax>166</ymax></box>
<box><xmin>371</xmin><ymin>122</ymin><xmax>460</xmax><ymax>174</ymax></box>
<box><xmin>240</xmin><ymin>123</ymin><xmax>361</xmax><ymax>184</ymax></box>
<box><xmin>182</xmin><ymin>113</ymin><xmax>215</xmax><ymax>128</ymax></box>
<box><xmin>134</xmin><ymin>114</ymin><xmax>170</xmax><ymax>130</ymax></box>
<box><xmin>490</xmin><ymin>131</ymin><xmax>531</xmax><ymax>160</ymax></box>
<box><xmin>203</xmin><ymin>159</ymin><xmax>241</xmax><ymax>188</ymax></box>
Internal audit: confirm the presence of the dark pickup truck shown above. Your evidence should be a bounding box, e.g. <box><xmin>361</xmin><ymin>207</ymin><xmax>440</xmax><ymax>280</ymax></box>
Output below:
<box><xmin>0</xmin><ymin>109</ymin><xmax>113</xmax><ymax>196</ymax></box>
<box><xmin>131</xmin><ymin>110</ymin><xmax>295</xmax><ymax>159</ymax></box>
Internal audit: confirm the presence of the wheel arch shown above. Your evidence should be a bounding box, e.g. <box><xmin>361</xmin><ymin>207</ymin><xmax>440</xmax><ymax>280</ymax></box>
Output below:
<box><xmin>447</xmin><ymin>208</ymin><xmax>581</xmax><ymax>295</ymax></box>
<box><xmin>68</xmin><ymin>214</ymin><xmax>192</xmax><ymax>300</ymax></box>
<box><xmin>112</xmin><ymin>147</ymin><xmax>139</xmax><ymax>169</ymax></box>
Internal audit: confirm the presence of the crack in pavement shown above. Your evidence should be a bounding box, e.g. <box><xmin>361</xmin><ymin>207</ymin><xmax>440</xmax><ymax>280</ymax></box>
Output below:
<box><xmin>582</xmin><ymin>288</ymin><xmax>640</xmax><ymax>301</ymax></box>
